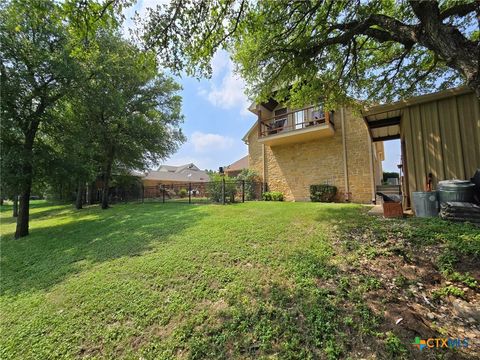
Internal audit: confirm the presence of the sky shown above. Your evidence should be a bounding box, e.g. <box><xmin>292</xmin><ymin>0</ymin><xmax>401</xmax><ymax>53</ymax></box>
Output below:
<box><xmin>123</xmin><ymin>1</ymin><xmax>400</xmax><ymax>174</ymax></box>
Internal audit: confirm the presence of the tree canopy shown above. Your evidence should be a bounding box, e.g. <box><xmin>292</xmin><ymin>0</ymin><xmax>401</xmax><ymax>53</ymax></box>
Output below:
<box><xmin>1</xmin><ymin>0</ymin><xmax>184</xmax><ymax>237</ymax></box>
<box><xmin>140</xmin><ymin>0</ymin><xmax>479</xmax><ymax>107</ymax></box>
<box><xmin>73</xmin><ymin>32</ymin><xmax>184</xmax><ymax>209</ymax></box>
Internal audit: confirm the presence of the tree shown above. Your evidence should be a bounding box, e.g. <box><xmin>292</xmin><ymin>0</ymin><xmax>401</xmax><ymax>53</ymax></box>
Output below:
<box><xmin>0</xmin><ymin>0</ymin><xmax>78</xmax><ymax>238</ymax></box>
<box><xmin>40</xmin><ymin>100</ymin><xmax>102</xmax><ymax>209</ymax></box>
<box><xmin>76</xmin><ymin>33</ymin><xmax>185</xmax><ymax>209</ymax></box>
<box><xmin>0</xmin><ymin>0</ymin><xmax>125</xmax><ymax>237</ymax></box>
<box><xmin>141</xmin><ymin>0</ymin><xmax>479</xmax><ymax>106</ymax></box>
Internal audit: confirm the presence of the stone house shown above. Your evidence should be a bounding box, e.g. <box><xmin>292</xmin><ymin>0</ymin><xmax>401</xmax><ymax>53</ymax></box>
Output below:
<box><xmin>243</xmin><ymin>101</ymin><xmax>384</xmax><ymax>203</ymax></box>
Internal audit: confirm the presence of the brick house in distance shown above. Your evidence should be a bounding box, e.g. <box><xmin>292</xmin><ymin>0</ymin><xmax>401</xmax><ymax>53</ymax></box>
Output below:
<box><xmin>142</xmin><ymin>163</ymin><xmax>209</xmax><ymax>187</ymax></box>
<box><xmin>243</xmin><ymin>101</ymin><xmax>384</xmax><ymax>203</ymax></box>
<box><xmin>225</xmin><ymin>156</ymin><xmax>248</xmax><ymax>177</ymax></box>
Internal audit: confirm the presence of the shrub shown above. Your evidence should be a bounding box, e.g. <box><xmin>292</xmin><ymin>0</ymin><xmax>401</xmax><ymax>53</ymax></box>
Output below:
<box><xmin>432</xmin><ymin>285</ymin><xmax>465</xmax><ymax>300</ymax></box>
<box><xmin>207</xmin><ymin>173</ymin><xmax>237</xmax><ymax>203</ymax></box>
<box><xmin>310</xmin><ymin>184</ymin><xmax>337</xmax><ymax>202</ymax></box>
<box><xmin>385</xmin><ymin>332</ymin><xmax>407</xmax><ymax>358</ymax></box>
<box><xmin>178</xmin><ymin>188</ymin><xmax>188</xmax><ymax>198</ymax></box>
<box><xmin>237</xmin><ymin>169</ymin><xmax>260</xmax><ymax>200</ymax></box>
<box><xmin>263</xmin><ymin>191</ymin><xmax>284</xmax><ymax>201</ymax></box>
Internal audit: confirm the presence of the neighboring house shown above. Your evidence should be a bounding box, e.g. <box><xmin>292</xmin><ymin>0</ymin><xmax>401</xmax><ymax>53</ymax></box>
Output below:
<box><xmin>244</xmin><ymin>102</ymin><xmax>384</xmax><ymax>203</ymax></box>
<box><xmin>142</xmin><ymin>163</ymin><xmax>209</xmax><ymax>187</ymax></box>
<box><xmin>363</xmin><ymin>86</ymin><xmax>480</xmax><ymax>209</ymax></box>
<box><xmin>225</xmin><ymin>155</ymin><xmax>248</xmax><ymax>177</ymax></box>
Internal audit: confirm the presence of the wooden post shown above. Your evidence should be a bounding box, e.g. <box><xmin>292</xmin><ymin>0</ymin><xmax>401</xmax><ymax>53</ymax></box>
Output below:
<box><xmin>325</xmin><ymin>110</ymin><xmax>330</xmax><ymax>126</ymax></box>
<box><xmin>162</xmin><ymin>185</ymin><xmax>165</xmax><ymax>203</ymax></box>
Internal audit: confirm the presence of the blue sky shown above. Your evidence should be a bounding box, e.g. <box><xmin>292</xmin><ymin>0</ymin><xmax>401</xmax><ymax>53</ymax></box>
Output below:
<box><xmin>124</xmin><ymin>1</ymin><xmax>400</xmax><ymax>173</ymax></box>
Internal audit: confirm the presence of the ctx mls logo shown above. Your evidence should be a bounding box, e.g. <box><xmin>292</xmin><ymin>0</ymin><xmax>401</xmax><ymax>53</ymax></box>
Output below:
<box><xmin>412</xmin><ymin>337</ymin><xmax>427</xmax><ymax>351</ymax></box>
<box><xmin>412</xmin><ymin>337</ymin><xmax>469</xmax><ymax>350</ymax></box>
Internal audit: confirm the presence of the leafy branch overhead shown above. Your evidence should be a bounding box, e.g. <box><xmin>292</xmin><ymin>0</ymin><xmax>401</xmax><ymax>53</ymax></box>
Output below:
<box><xmin>140</xmin><ymin>0</ymin><xmax>479</xmax><ymax>106</ymax></box>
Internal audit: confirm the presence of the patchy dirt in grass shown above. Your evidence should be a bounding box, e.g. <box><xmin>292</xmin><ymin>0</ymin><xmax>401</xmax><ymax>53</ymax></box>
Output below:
<box><xmin>331</xmin><ymin>213</ymin><xmax>480</xmax><ymax>359</ymax></box>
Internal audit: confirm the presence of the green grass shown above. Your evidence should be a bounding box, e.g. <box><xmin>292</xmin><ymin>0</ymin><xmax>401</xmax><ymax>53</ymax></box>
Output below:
<box><xmin>1</xmin><ymin>201</ymin><xmax>478</xmax><ymax>359</ymax></box>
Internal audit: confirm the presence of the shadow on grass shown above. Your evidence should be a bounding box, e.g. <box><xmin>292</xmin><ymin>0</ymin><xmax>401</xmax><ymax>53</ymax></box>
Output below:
<box><xmin>0</xmin><ymin>202</ymin><xmax>207</xmax><ymax>296</ymax></box>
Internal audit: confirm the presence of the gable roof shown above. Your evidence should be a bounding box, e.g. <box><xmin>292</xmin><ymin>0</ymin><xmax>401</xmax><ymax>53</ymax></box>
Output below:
<box><xmin>145</xmin><ymin>163</ymin><xmax>208</xmax><ymax>182</ymax></box>
<box><xmin>156</xmin><ymin>163</ymin><xmax>200</xmax><ymax>173</ymax></box>
<box><xmin>157</xmin><ymin>165</ymin><xmax>178</xmax><ymax>172</ymax></box>
<box><xmin>226</xmin><ymin>156</ymin><xmax>248</xmax><ymax>172</ymax></box>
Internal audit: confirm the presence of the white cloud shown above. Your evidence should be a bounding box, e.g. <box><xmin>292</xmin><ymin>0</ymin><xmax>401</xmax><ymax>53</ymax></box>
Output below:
<box><xmin>210</xmin><ymin>50</ymin><xmax>230</xmax><ymax>75</ymax></box>
<box><xmin>199</xmin><ymin>51</ymin><xmax>251</xmax><ymax>117</ymax></box>
<box><xmin>191</xmin><ymin>131</ymin><xmax>234</xmax><ymax>153</ymax></box>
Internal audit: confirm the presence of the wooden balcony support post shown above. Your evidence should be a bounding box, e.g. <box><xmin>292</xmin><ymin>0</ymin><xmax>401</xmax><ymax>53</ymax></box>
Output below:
<box><xmin>325</xmin><ymin>110</ymin><xmax>330</xmax><ymax>126</ymax></box>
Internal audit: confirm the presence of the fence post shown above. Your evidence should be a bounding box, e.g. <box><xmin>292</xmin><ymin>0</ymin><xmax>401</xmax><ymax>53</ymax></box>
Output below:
<box><xmin>189</xmin><ymin>182</ymin><xmax>192</xmax><ymax>204</ymax></box>
<box><xmin>222</xmin><ymin>178</ymin><xmax>225</xmax><ymax>205</ymax></box>
<box><xmin>242</xmin><ymin>180</ymin><xmax>245</xmax><ymax>203</ymax></box>
<box><xmin>162</xmin><ymin>185</ymin><xmax>165</xmax><ymax>203</ymax></box>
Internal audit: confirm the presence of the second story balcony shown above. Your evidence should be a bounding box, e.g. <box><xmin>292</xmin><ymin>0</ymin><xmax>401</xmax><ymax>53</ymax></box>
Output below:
<box><xmin>257</xmin><ymin>105</ymin><xmax>335</xmax><ymax>146</ymax></box>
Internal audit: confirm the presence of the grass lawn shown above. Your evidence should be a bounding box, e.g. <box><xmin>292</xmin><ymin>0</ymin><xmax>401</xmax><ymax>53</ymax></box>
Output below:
<box><xmin>1</xmin><ymin>201</ymin><xmax>479</xmax><ymax>359</ymax></box>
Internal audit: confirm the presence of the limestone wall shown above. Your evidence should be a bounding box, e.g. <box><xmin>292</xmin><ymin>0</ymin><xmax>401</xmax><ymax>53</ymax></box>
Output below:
<box><xmin>247</xmin><ymin>107</ymin><xmax>378</xmax><ymax>203</ymax></box>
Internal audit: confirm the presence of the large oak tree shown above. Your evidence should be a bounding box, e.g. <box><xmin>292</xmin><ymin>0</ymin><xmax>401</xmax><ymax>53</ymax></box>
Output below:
<box><xmin>0</xmin><ymin>0</ymin><xmax>78</xmax><ymax>238</ymax></box>
<box><xmin>1</xmin><ymin>0</ymin><xmax>183</xmax><ymax>238</ymax></box>
<box><xmin>73</xmin><ymin>33</ymin><xmax>185</xmax><ymax>209</ymax></box>
<box><xmin>140</xmin><ymin>0</ymin><xmax>479</xmax><ymax>106</ymax></box>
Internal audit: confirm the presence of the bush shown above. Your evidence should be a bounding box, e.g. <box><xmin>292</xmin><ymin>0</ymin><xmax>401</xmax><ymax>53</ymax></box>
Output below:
<box><xmin>263</xmin><ymin>191</ymin><xmax>284</xmax><ymax>201</ymax></box>
<box><xmin>310</xmin><ymin>184</ymin><xmax>337</xmax><ymax>202</ymax></box>
<box><xmin>237</xmin><ymin>169</ymin><xmax>260</xmax><ymax>200</ymax></box>
<box><xmin>207</xmin><ymin>173</ymin><xmax>237</xmax><ymax>202</ymax></box>
<box><xmin>178</xmin><ymin>188</ymin><xmax>188</xmax><ymax>198</ymax></box>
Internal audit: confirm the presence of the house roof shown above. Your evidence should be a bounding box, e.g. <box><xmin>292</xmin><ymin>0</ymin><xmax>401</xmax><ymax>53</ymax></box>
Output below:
<box><xmin>157</xmin><ymin>163</ymin><xmax>200</xmax><ymax>173</ymax></box>
<box><xmin>225</xmin><ymin>156</ymin><xmax>248</xmax><ymax>173</ymax></box>
<box><xmin>144</xmin><ymin>163</ymin><xmax>208</xmax><ymax>182</ymax></box>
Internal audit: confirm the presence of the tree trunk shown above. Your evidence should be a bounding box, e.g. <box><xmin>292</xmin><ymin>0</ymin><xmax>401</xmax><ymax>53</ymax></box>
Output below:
<box><xmin>75</xmin><ymin>180</ymin><xmax>84</xmax><ymax>210</ymax></box>
<box><xmin>15</xmin><ymin>185</ymin><xmax>31</xmax><ymax>238</ymax></box>
<box><xmin>15</xmin><ymin>119</ymin><xmax>39</xmax><ymax>238</ymax></box>
<box><xmin>0</xmin><ymin>198</ymin><xmax>3</xmax><ymax>206</ymax></box>
<box><xmin>101</xmin><ymin>152</ymin><xmax>114</xmax><ymax>210</ymax></box>
<box><xmin>13</xmin><ymin>195</ymin><xmax>18</xmax><ymax>217</ymax></box>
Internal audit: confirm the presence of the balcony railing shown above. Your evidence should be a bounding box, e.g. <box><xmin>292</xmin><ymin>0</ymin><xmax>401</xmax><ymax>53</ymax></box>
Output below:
<box><xmin>259</xmin><ymin>106</ymin><xmax>334</xmax><ymax>138</ymax></box>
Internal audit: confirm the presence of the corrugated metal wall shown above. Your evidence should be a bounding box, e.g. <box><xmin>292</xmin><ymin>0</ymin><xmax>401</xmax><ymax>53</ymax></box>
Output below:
<box><xmin>401</xmin><ymin>91</ymin><xmax>480</xmax><ymax>199</ymax></box>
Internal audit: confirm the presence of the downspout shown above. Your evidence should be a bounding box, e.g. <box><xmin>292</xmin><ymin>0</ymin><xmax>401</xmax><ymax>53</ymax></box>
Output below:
<box><xmin>341</xmin><ymin>107</ymin><xmax>349</xmax><ymax>201</ymax></box>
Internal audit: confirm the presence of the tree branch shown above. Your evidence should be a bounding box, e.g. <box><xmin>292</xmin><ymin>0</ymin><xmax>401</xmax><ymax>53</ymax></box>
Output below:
<box><xmin>440</xmin><ymin>2</ymin><xmax>477</xmax><ymax>19</ymax></box>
